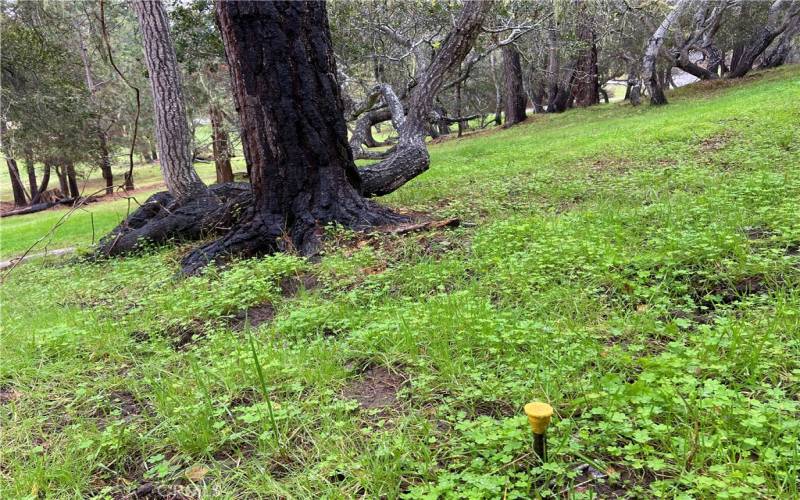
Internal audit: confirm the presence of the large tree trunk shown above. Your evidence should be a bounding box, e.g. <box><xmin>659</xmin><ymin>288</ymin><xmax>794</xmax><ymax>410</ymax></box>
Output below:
<box><xmin>56</xmin><ymin>165</ymin><xmax>69</xmax><ymax>197</ymax></box>
<box><xmin>502</xmin><ymin>44</ymin><xmax>527</xmax><ymax>126</ymax></box>
<box><xmin>728</xmin><ymin>0</ymin><xmax>800</xmax><ymax>78</ymax></box>
<box><xmin>762</xmin><ymin>17</ymin><xmax>800</xmax><ymax>68</ymax></box>
<box><xmin>97</xmin><ymin>0</ymin><xmax>492</xmax><ymax>266</ymax></box>
<box><xmin>6</xmin><ymin>158</ymin><xmax>28</xmax><ymax>207</ymax></box>
<box><xmin>643</xmin><ymin>0</ymin><xmax>691</xmax><ymax>105</ymax></box>
<box><xmin>549</xmin><ymin>62</ymin><xmax>576</xmax><ymax>113</ymax></box>
<box><xmin>181</xmin><ymin>1</ymin><xmax>405</xmax><ymax>274</ymax></box>
<box><xmin>573</xmin><ymin>11</ymin><xmax>600</xmax><ymax>107</ymax></box>
<box><xmin>25</xmin><ymin>155</ymin><xmax>38</xmax><ymax>202</ymax></box>
<box><xmin>97</xmin><ymin>0</ymin><xmax>213</xmax><ymax>256</ymax></box>
<box><xmin>132</xmin><ymin>0</ymin><xmax>207</xmax><ymax>201</ymax></box>
<box><xmin>31</xmin><ymin>162</ymin><xmax>51</xmax><ymax>204</ymax></box>
<box><xmin>209</xmin><ymin>103</ymin><xmax>234</xmax><ymax>184</ymax></box>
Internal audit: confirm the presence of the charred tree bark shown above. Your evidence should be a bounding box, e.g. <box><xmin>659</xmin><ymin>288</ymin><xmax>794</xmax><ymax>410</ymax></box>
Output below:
<box><xmin>209</xmin><ymin>103</ymin><xmax>234</xmax><ymax>184</ymax></box>
<box><xmin>96</xmin><ymin>182</ymin><xmax>251</xmax><ymax>258</ymax></box>
<box><xmin>642</xmin><ymin>0</ymin><xmax>690</xmax><ymax>105</ymax></box>
<box><xmin>6</xmin><ymin>158</ymin><xmax>27</xmax><ymax>207</ymax></box>
<box><xmin>502</xmin><ymin>44</ymin><xmax>527</xmax><ymax>126</ymax></box>
<box><xmin>132</xmin><ymin>0</ymin><xmax>207</xmax><ymax>201</ymax></box>
<box><xmin>349</xmin><ymin>98</ymin><xmax>396</xmax><ymax>161</ymax></box>
<box><xmin>180</xmin><ymin>1</ymin><xmax>407</xmax><ymax>274</ymax></box>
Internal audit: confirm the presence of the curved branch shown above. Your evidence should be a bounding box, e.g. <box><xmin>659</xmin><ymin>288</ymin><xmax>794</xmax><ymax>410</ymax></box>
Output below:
<box><xmin>359</xmin><ymin>0</ymin><xmax>494</xmax><ymax>197</ymax></box>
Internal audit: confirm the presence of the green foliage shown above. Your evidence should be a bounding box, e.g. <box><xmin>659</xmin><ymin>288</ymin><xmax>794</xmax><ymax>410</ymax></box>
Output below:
<box><xmin>2</xmin><ymin>67</ymin><xmax>800</xmax><ymax>498</ymax></box>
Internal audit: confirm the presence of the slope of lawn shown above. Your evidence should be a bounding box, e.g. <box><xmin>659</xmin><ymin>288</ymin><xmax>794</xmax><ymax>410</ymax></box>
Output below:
<box><xmin>1</xmin><ymin>66</ymin><xmax>799</xmax><ymax>498</ymax></box>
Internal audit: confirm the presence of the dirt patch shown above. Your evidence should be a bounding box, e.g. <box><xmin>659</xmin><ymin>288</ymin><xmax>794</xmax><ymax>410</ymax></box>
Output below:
<box><xmin>130</xmin><ymin>330</ymin><xmax>151</xmax><ymax>343</ymax></box>
<box><xmin>342</xmin><ymin>365</ymin><xmax>406</xmax><ymax>410</ymax></box>
<box><xmin>229</xmin><ymin>388</ymin><xmax>259</xmax><ymax>408</ymax></box>
<box><xmin>110</xmin><ymin>390</ymin><xmax>143</xmax><ymax>418</ymax></box>
<box><xmin>92</xmin><ymin>390</ymin><xmax>146</xmax><ymax>431</ymax></box>
<box><xmin>0</xmin><ymin>385</ymin><xmax>21</xmax><ymax>404</ymax></box>
<box><xmin>666</xmin><ymin>308</ymin><xmax>714</xmax><ymax>326</ymax></box>
<box><xmin>228</xmin><ymin>303</ymin><xmax>275</xmax><ymax>331</ymax></box>
<box><xmin>567</xmin><ymin>463</ymin><xmax>656</xmax><ymax>498</ymax></box>
<box><xmin>268</xmin><ymin>451</ymin><xmax>304</xmax><ymax>479</ymax></box>
<box><xmin>698</xmin><ymin>131</ymin><xmax>734</xmax><ymax>152</ymax></box>
<box><xmin>743</xmin><ymin>226</ymin><xmax>775</xmax><ymax>240</ymax></box>
<box><xmin>168</xmin><ymin>322</ymin><xmax>209</xmax><ymax>350</ymax></box>
<box><xmin>472</xmin><ymin>399</ymin><xmax>517</xmax><ymax>419</ymax></box>
<box><xmin>587</xmin><ymin>157</ymin><xmax>632</xmax><ymax>175</ymax></box>
<box><xmin>702</xmin><ymin>275</ymin><xmax>768</xmax><ymax>306</ymax></box>
<box><xmin>279</xmin><ymin>273</ymin><xmax>320</xmax><ymax>297</ymax></box>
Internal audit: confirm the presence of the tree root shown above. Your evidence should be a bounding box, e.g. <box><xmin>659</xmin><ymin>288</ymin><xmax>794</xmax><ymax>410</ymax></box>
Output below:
<box><xmin>94</xmin><ymin>182</ymin><xmax>252</xmax><ymax>258</ymax></box>
<box><xmin>94</xmin><ymin>181</ymin><xmax>409</xmax><ymax>275</ymax></box>
<box><xmin>180</xmin><ymin>195</ymin><xmax>406</xmax><ymax>275</ymax></box>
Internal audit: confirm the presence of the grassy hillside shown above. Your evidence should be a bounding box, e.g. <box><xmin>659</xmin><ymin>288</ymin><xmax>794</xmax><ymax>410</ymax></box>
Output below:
<box><xmin>1</xmin><ymin>66</ymin><xmax>799</xmax><ymax>498</ymax></box>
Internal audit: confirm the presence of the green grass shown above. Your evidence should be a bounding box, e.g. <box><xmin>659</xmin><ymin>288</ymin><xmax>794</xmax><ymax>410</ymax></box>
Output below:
<box><xmin>0</xmin><ymin>156</ymin><xmax>247</xmax><ymax>260</ymax></box>
<box><xmin>2</xmin><ymin>66</ymin><xmax>800</xmax><ymax>498</ymax></box>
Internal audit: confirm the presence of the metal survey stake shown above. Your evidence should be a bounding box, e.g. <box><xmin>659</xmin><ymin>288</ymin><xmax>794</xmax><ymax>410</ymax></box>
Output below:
<box><xmin>524</xmin><ymin>402</ymin><xmax>554</xmax><ymax>462</ymax></box>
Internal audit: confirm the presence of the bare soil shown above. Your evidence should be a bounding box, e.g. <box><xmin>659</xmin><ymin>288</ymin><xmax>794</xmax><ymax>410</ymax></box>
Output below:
<box><xmin>342</xmin><ymin>365</ymin><xmax>406</xmax><ymax>409</ymax></box>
